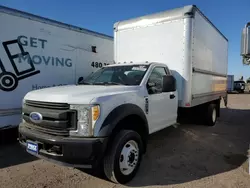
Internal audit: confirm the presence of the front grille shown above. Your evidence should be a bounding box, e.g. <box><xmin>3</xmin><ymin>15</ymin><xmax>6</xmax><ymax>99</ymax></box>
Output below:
<box><xmin>25</xmin><ymin>100</ymin><xmax>70</xmax><ymax>110</ymax></box>
<box><xmin>25</xmin><ymin>123</ymin><xmax>70</xmax><ymax>136</ymax></box>
<box><xmin>23</xmin><ymin>100</ymin><xmax>76</xmax><ymax>136</ymax></box>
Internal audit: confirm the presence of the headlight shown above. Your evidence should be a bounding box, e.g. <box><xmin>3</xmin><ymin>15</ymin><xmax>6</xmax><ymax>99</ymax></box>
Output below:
<box><xmin>70</xmin><ymin>104</ymin><xmax>100</xmax><ymax>137</ymax></box>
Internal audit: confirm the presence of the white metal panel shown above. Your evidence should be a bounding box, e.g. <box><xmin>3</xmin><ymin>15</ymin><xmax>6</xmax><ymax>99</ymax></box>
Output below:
<box><xmin>0</xmin><ymin>11</ymin><xmax>113</xmax><ymax>128</ymax></box>
<box><xmin>181</xmin><ymin>17</ymin><xmax>193</xmax><ymax>107</ymax></box>
<box><xmin>191</xmin><ymin>11</ymin><xmax>228</xmax><ymax>96</ymax></box>
<box><xmin>0</xmin><ymin>114</ymin><xmax>21</xmax><ymax>129</ymax></box>
<box><xmin>192</xmin><ymin>74</ymin><xmax>227</xmax><ymax>94</ymax></box>
<box><xmin>114</xmin><ymin>5</ymin><xmax>195</xmax><ymax>32</ymax></box>
<box><xmin>115</xmin><ymin>19</ymin><xmax>186</xmax><ymax>104</ymax></box>
<box><xmin>192</xmin><ymin>11</ymin><xmax>228</xmax><ymax>74</ymax></box>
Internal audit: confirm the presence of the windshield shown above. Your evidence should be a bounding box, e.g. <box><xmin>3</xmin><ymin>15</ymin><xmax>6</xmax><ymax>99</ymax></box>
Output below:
<box><xmin>79</xmin><ymin>65</ymin><xmax>149</xmax><ymax>86</ymax></box>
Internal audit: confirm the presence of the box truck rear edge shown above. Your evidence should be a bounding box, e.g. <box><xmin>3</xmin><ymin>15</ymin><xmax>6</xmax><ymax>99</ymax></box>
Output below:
<box><xmin>0</xmin><ymin>5</ymin><xmax>114</xmax><ymax>142</ymax></box>
<box><xmin>18</xmin><ymin>5</ymin><xmax>228</xmax><ymax>184</ymax></box>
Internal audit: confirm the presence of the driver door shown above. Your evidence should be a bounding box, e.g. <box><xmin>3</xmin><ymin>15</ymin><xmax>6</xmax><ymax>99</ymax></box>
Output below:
<box><xmin>146</xmin><ymin>66</ymin><xmax>178</xmax><ymax>134</ymax></box>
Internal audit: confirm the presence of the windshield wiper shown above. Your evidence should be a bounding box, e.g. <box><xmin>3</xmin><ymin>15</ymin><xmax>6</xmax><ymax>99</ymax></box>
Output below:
<box><xmin>93</xmin><ymin>82</ymin><xmax>125</xmax><ymax>85</ymax></box>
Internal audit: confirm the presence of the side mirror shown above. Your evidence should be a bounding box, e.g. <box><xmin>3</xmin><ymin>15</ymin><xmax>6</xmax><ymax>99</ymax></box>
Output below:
<box><xmin>162</xmin><ymin>75</ymin><xmax>176</xmax><ymax>92</ymax></box>
<box><xmin>241</xmin><ymin>23</ymin><xmax>250</xmax><ymax>57</ymax></box>
<box><xmin>78</xmin><ymin>77</ymin><xmax>84</xmax><ymax>84</ymax></box>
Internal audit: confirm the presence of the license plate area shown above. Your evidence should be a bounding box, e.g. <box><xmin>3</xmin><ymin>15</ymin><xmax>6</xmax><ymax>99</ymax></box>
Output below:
<box><xmin>26</xmin><ymin>140</ymin><xmax>39</xmax><ymax>155</ymax></box>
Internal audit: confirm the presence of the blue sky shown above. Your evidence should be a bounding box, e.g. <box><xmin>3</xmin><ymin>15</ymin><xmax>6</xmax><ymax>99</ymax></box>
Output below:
<box><xmin>1</xmin><ymin>0</ymin><xmax>249</xmax><ymax>80</ymax></box>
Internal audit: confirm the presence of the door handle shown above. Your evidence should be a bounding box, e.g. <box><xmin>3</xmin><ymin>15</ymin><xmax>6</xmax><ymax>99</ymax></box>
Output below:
<box><xmin>170</xmin><ymin>94</ymin><xmax>175</xmax><ymax>99</ymax></box>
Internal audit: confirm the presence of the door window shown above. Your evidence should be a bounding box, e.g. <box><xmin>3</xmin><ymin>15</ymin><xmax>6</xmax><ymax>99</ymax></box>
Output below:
<box><xmin>147</xmin><ymin>67</ymin><xmax>168</xmax><ymax>95</ymax></box>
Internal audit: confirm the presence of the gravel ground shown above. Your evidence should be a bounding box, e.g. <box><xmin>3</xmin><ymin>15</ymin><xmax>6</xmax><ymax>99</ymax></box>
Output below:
<box><xmin>1</xmin><ymin>94</ymin><xmax>250</xmax><ymax>188</ymax></box>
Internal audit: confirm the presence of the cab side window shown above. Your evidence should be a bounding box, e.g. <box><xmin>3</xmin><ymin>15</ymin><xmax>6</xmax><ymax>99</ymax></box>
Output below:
<box><xmin>147</xmin><ymin>67</ymin><xmax>168</xmax><ymax>95</ymax></box>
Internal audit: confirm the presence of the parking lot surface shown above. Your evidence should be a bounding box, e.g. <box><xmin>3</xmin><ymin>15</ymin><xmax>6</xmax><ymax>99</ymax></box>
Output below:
<box><xmin>1</xmin><ymin>94</ymin><xmax>250</xmax><ymax>188</ymax></box>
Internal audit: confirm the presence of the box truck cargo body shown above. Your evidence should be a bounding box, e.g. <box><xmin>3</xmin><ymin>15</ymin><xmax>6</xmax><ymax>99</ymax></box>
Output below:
<box><xmin>0</xmin><ymin>6</ymin><xmax>114</xmax><ymax>129</ymax></box>
<box><xmin>114</xmin><ymin>5</ymin><xmax>228</xmax><ymax>108</ymax></box>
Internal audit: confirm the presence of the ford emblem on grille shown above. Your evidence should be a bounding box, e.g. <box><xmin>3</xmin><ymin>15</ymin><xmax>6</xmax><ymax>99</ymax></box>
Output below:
<box><xmin>29</xmin><ymin>112</ymin><xmax>43</xmax><ymax>124</ymax></box>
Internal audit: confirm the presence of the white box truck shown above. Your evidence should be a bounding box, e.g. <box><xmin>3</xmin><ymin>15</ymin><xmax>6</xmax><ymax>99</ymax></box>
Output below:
<box><xmin>0</xmin><ymin>6</ymin><xmax>114</xmax><ymax>134</ymax></box>
<box><xmin>18</xmin><ymin>5</ymin><xmax>228</xmax><ymax>184</ymax></box>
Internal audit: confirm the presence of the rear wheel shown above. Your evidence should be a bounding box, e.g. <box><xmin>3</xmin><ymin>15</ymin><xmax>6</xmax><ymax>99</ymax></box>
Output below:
<box><xmin>205</xmin><ymin>103</ymin><xmax>217</xmax><ymax>126</ymax></box>
<box><xmin>103</xmin><ymin>130</ymin><xmax>143</xmax><ymax>184</ymax></box>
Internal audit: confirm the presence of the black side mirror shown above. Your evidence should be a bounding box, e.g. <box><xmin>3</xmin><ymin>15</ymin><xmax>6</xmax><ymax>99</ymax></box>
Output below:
<box><xmin>162</xmin><ymin>75</ymin><xmax>176</xmax><ymax>92</ymax></box>
<box><xmin>78</xmin><ymin>77</ymin><xmax>84</xmax><ymax>84</ymax></box>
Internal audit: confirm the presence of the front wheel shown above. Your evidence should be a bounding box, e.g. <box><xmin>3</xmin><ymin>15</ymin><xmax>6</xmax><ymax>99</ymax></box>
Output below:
<box><xmin>103</xmin><ymin>130</ymin><xmax>143</xmax><ymax>184</ymax></box>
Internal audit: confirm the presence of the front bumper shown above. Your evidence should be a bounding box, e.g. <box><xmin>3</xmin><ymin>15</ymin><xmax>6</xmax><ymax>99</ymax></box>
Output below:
<box><xmin>19</xmin><ymin>123</ymin><xmax>108</xmax><ymax>168</ymax></box>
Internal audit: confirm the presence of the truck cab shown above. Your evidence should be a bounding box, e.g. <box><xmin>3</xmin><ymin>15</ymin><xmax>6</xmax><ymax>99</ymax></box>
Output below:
<box><xmin>19</xmin><ymin>62</ymin><xmax>177</xmax><ymax>184</ymax></box>
<box><xmin>234</xmin><ymin>80</ymin><xmax>245</xmax><ymax>93</ymax></box>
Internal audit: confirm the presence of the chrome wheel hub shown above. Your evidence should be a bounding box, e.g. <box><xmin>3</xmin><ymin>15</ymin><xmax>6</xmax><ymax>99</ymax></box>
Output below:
<box><xmin>119</xmin><ymin>140</ymin><xmax>139</xmax><ymax>175</ymax></box>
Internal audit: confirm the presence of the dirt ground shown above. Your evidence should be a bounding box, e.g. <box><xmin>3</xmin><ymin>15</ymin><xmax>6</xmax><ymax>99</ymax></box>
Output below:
<box><xmin>1</xmin><ymin>94</ymin><xmax>250</xmax><ymax>188</ymax></box>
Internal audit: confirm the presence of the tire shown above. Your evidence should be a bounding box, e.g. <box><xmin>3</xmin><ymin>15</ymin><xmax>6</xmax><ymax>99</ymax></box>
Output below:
<box><xmin>205</xmin><ymin>103</ymin><xmax>217</xmax><ymax>126</ymax></box>
<box><xmin>103</xmin><ymin>130</ymin><xmax>143</xmax><ymax>184</ymax></box>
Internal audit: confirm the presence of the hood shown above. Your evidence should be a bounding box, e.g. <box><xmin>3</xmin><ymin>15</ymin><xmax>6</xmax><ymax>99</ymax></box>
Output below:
<box><xmin>24</xmin><ymin>84</ymin><xmax>139</xmax><ymax>104</ymax></box>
